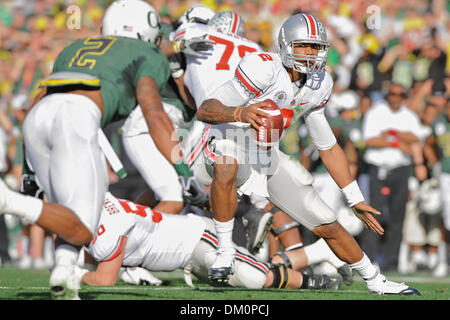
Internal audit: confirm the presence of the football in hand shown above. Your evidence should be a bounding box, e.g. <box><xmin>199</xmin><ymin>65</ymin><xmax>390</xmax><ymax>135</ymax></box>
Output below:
<box><xmin>252</xmin><ymin>99</ymin><xmax>284</xmax><ymax>150</ymax></box>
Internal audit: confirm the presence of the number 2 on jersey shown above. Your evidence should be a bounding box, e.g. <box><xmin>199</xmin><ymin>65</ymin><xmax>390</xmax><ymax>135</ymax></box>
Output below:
<box><xmin>69</xmin><ymin>37</ymin><xmax>116</xmax><ymax>69</ymax></box>
<box><xmin>208</xmin><ymin>35</ymin><xmax>257</xmax><ymax>70</ymax></box>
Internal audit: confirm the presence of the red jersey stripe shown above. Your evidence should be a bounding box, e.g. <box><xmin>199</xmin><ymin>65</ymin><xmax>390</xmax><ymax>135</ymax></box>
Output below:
<box><xmin>106</xmin><ymin>235</ymin><xmax>126</xmax><ymax>262</ymax></box>
<box><xmin>174</xmin><ymin>30</ymin><xmax>186</xmax><ymax>40</ymax></box>
<box><xmin>235</xmin><ymin>67</ymin><xmax>261</xmax><ymax>97</ymax></box>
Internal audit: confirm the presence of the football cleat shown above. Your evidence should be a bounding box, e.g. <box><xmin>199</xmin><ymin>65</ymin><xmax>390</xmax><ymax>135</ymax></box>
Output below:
<box><xmin>50</xmin><ymin>265</ymin><xmax>81</xmax><ymax>300</ymax></box>
<box><xmin>244</xmin><ymin>208</ymin><xmax>273</xmax><ymax>255</ymax></box>
<box><xmin>303</xmin><ymin>274</ymin><xmax>342</xmax><ymax>290</ymax></box>
<box><xmin>337</xmin><ymin>263</ymin><xmax>354</xmax><ymax>286</ymax></box>
<box><xmin>208</xmin><ymin>249</ymin><xmax>235</xmax><ymax>286</ymax></box>
<box><xmin>366</xmin><ymin>272</ymin><xmax>421</xmax><ymax>295</ymax></box>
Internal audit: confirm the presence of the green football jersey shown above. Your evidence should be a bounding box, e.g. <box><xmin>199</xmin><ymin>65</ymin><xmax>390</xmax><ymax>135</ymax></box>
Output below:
<box><xmin>41</xmin><ymin>36</ymin><xmax>170</xmax><ymax>127</ymax></box>
<box><xmin>432</xmin><ymin>112</ymin><xmax>450</xmax><ymax>174</ymax></box>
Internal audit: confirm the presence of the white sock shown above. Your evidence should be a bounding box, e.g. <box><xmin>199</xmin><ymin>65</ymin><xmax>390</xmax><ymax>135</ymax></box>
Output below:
<box><xmin>5</xmin><ymin>190</ymin><xmax>43</xmax><ymax>224</ymax></box>
<box><xmin>21</xmin><ymin>235</ymin><xmax>30</xmax><ymax>256</ymax></box>
<box><xmin>54</xmin><ymin>244</ymin><xmax>79</xmax><ymax>267</ymax></box>
<box><xmin>303</xmin><ymin>238</ymin><xmax>345</xmax><ymax>268</ymax></box>
<box><xmin>438</xmin><ymin>242</ymin><xmax>448</xmax><ymax>262</ymax></box>
<box><xmin>349</xmin><ymin>253</ymin><xmax>378</xmax><ymax>281</ymax></box>
<box><xmin>213</xmin><ymin>218</ymin><xmax>235</xmax><ymax>252</ymax></box>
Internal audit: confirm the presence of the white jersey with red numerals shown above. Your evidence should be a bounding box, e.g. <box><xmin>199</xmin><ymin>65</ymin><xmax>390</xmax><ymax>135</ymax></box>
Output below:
<box><xmin>173</xmin><ymin>23</ymin><xmax>262</xmax><ymax>107</ymax></box>
<box><xmin>224</xmin><ymin>51</ymin><xmax>333</xmax><ymax>130</ymax></box>
<box><xmin>88</xmin><ymin>192</ymin><xmax>206</xmax><ymax>271</ymax></box>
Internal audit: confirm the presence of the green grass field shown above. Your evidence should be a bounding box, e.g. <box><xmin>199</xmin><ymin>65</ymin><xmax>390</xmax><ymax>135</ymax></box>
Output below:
<box><xmin>0</xmin><ymin>267</ymin><xmax>449</xmax><ymax>301</ymax></box>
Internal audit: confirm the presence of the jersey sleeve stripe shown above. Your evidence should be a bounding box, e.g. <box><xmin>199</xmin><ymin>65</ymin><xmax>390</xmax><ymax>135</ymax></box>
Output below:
<box><xmin>173</xmin><ymin>30</ymin><xmax>186</xmax><ymax>40</ymax></box>
<box><xmin>105</xmin><ymin>235</ymin><xmax>126</xmax><ymax>262</ymax></box>
<box><xmin>235</xmin><ymin>66</ymin><xmax>262</xmax><ymax>97</ymax></box>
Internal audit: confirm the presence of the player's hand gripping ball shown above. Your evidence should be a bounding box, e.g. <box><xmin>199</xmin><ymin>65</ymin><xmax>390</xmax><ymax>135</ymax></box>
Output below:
<box><xmin>252</xmin><ymin>99</ymin><xmax>284</xmax><ymax>150</ymax></box>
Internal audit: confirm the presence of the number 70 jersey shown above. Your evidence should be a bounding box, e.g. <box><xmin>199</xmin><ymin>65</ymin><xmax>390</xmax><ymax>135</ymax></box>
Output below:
<box><xmin>175</xmin><ymin>24</ymin><xmax>262</xmax><ymax>106</ymax></box>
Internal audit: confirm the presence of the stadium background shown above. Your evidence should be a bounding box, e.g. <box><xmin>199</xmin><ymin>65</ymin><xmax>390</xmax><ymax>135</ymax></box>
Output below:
<box><xmin>0</xmin><ymin>0</ymin><xmax>449</xmax><ymax>299</ymax></box>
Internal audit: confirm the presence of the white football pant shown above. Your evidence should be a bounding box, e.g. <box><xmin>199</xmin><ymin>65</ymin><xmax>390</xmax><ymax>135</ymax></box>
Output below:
<box><xmin>23</xmin><ymin>93</ymin><xmax>108</xmax><ymax>235</ymax></box>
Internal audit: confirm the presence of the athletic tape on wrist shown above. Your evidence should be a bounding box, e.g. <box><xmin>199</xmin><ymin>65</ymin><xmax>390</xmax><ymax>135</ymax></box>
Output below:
<box><xmin>341</xmin><ymin>180</ymin><xmax>365</xmax><ymax>207</ymax></box>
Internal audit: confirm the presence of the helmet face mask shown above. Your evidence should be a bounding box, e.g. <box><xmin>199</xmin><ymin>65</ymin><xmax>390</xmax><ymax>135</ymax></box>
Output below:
<box><xmin>208</xmin><ymin>11</ymin><xmax>246</xmax><ymax>37</ymax></box>
<box><xmin>278</xmin><ymin>14</ymin><xmax>329</xmax><ymax>74</ymax></box>
<box><xmin>102</xmin><ymin>0</ymin><xmax>162</xmax><ymax>45</ymax></box>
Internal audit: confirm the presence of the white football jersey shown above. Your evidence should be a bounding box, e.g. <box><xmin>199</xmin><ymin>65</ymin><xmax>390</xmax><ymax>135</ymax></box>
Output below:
<box><xmin>89</xmin><ymin>192</ymin><xmax>206</xmax><ymax>271</ymax></box>
<box><xmin>229</xmin><ymin>51</ymin><xmax>333</xmax><ymax>129</ymax></box>
<box><xmin>174</xmin><ymin>23</ymin><xmax>262</xmax><ymax>107</ymax></box>
<box><xmin>207</xmin><ymin>51</ymin><xmax>334</xmax><ymax>158</ymax></box>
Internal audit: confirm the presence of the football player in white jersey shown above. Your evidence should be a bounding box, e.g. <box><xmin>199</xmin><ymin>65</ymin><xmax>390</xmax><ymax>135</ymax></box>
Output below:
<box><xmin>119</xmin><ymin>11</ymin><xmax>261</xmax><ymax>215</ymax></box>
<box><xmin>75</xmin><ymin>191</ymin><xmax>345</xmax><ymax>291</ymax></box>
<box><xmin>193</xmin><ymin>13</ymin><xmax>420</xmax><ymax>295</ymax></box>
<box><xmin>181</xmin><ymin>11</ymin><xmax>348</xmax><ymax>277</ymax></box>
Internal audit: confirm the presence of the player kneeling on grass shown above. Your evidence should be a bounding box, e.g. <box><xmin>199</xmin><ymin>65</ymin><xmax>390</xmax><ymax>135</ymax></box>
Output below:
<box><xmin>75</xmin><ymin>192</ymin><xmax>342</xmax><ymax>291</ymax></box>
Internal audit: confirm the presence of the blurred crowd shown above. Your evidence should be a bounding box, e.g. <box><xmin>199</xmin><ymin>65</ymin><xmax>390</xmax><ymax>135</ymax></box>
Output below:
<box><xmin>0</xmin><ymin>0</ymin><xmax>449</xmax><ymax>276</ymax></box>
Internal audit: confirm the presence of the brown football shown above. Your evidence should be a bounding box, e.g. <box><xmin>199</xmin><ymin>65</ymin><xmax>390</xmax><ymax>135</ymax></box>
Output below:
<box><xmin>252</xmin><ymin>99</ymin><xmax>284</xmax><ymax>150</ymax></box>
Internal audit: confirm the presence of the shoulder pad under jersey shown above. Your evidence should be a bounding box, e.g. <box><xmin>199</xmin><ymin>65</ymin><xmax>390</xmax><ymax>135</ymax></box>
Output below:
<box><xmin>234</xmin><ymin>51</ymin><xmax>278</xmax><ymax>98</ymax></box>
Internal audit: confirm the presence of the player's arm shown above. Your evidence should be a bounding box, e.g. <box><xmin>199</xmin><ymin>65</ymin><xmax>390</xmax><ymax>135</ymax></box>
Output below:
<box><xmin>197</xmin><ymin>53</ymin><xmax>277</xmax><ymax>128</ymax></box>
<box><xmin>173</xmin><ymin>73</ymin><xmax>197</xmax><ymax>111</ymax></box>
<box><xmin>137</xmin><ymin>76</ymin><xmax>184</xmax><ymax>165</ymax></box>
<box><xmin>81</xmin><ymin>238</ymin><xmax>126</xmax><ymax>286</ymax></box>
<box><xmin>159</xmin><ymin>35</ymin><xmax>213</xmax><ymax>57</ymax></box>
<box><xmin>305</xmin><ymin>108</ymin><xmax>384</xmax><ymax>235</ymax></box>
<box><xmin>197</xmin><ymin>88</ymin><xmax>269</xmax><ymax>129</ymax></box>
<box><xmin>343</xmin><ymin>140</ymin><xmax>359</xmax><ymax>179</ymax></box>
<box><xmin>423</xmin><ymin>134</ymin><xmax>439</xmax><ymax>166</ymax></box>
<box><xmin>0</xmin><ymin>107</ymin><xmax>13</xmax><ymax>134</ymax></box>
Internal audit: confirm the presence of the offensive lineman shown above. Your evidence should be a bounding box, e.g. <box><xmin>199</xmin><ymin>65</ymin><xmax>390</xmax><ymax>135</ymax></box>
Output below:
<box><xmin>75</xmin><ymin>191</ymin><xmax>344</xmax><ymax>291</ymax></box>
<box><xmin>0</xmin><ymin>0</ymin><xmax>210</xmax><ymax>299</ymax></box>
<box><xmin>194</xmin><ymin>13</ymin><xmax>420</xmax><ymax>295</ymax></box>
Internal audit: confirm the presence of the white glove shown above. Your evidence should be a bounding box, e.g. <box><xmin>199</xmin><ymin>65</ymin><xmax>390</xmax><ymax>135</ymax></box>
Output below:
<box><xmin>168</xmin><ymin>53</ymin><xmax>184</xmax><ymax>78</ymax></box>
<box><xmin>120</xmin><ymin>267</ymin><xmax>163</xmax><ymax>286</ymax></box>
<box><xmin>173</xmin><ymin>34</ymin><xmax>214</xmax><ymax>57</ymax></box>
<box><xmin>179</xmin><ymin>176</ymin><xmax>209</xmax><ymax>207</ymax></box>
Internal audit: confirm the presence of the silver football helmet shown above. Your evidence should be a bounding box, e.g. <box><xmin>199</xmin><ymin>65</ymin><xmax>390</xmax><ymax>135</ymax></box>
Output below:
<box><xmin>207</xmin><ymin>11</ymin><xmax>246</xmax><ymax>37</ymax></box>
<box><xmin>278</xmin><ymin>13</ymin><xmax>329</xmax><ymax>74</ymax></box>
